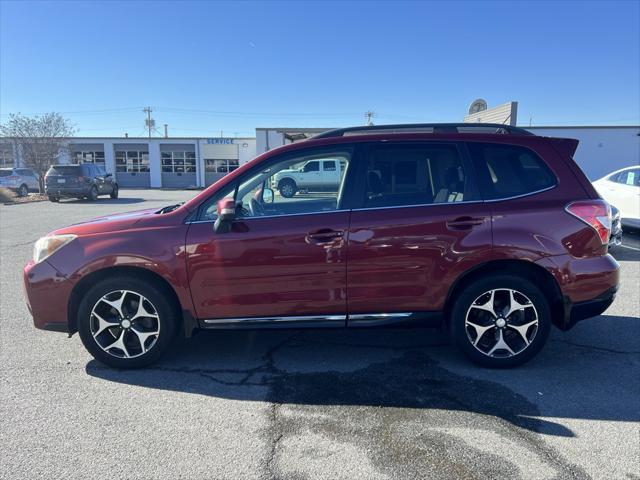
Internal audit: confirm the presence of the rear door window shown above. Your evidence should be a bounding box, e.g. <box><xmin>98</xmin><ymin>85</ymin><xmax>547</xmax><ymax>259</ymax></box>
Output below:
<box><xmin>467</xmin><ymin>143</ymin><xmax>557</xmax><ymax>200</ymax></box>
<box><xmin>359</xmin><ymin>143</ymin><xmax>476</xmax><ymax>208</ymax></box>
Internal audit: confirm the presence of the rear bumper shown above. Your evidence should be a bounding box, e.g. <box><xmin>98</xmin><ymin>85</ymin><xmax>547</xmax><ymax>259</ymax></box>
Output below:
<box><xmin>566</xmin><ymin>286</ymin><xmax>618</xmax><ymax>328</ymax></box>
<box><xmin>45</xmin><ymin>186</ymin><xmax>91</xmax><ymax>197</ymax></box>
<box><xmin>23</xmin><ymin>259</ymin><xmax>74</xmax><ymax>333</ymax></box>
<box><xmin>536</xmin><ymin>253</ymin><xmax>620</xmax><ymax>330</ymax></box>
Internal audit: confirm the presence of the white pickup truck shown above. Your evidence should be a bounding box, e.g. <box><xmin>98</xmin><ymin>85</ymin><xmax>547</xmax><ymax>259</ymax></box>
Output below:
<box><xmin>272</xmin><ymin>159</ymin><xmax>344</xmax><ymax>198</ymax></box>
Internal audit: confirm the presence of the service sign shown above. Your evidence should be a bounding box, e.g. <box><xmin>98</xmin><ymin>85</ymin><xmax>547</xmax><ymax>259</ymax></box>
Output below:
<box><xmin>207</xmin><ymin>138</ymin><xmax>234</xmax><ymax>144</ymax></box>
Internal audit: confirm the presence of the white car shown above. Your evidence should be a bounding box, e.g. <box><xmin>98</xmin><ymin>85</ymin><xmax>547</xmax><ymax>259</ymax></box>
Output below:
<box><xmin>0</xmin><ymin>167</ymin><xmax>39</xmax><ymax>197</ymax></box>
<box><xmin>593</xmin><ymin>166</ymin><xmax>640</xmax><ymax>229</ymax></box>
<box><xmin>272</xmin><ymin>158</ymin><xmax>345</xmax><ymax>198</ymax></box>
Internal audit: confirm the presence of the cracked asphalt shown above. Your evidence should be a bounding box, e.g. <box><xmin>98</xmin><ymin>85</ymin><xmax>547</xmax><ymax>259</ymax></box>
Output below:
<box><xmin>1</xmin><ymin>189</ymin><xmax>639</xmax><ymax>480</ymax></box>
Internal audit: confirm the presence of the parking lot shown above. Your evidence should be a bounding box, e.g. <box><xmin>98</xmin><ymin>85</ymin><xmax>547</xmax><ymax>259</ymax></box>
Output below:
<box><xmin>1</xmin><ymin>189</ymin><xmax>638</xmax><ymax>479</ymax></box>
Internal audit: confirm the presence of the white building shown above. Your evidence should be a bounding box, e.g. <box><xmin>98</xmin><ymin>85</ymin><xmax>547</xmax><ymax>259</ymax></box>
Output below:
<box><xmin>2</xmin><ymin>124</ymin><xmax>637</xmax><ymax>186</ymax></box>
<box><xmin>1</xmin><ymin>136</ymin><xmax>256</xmax><ymax>188</ymax></box>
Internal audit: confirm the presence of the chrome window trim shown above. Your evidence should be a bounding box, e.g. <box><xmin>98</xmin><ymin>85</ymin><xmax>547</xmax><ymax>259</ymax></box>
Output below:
<box><xmin>186</xmin><ymin>185</ymin><xmax>558</xmax><ymax>223</ymax></box>
<box><xmin>187</xmin><ymin>208</ymin><xmax>350</xmax><ymax>224</ymax></box>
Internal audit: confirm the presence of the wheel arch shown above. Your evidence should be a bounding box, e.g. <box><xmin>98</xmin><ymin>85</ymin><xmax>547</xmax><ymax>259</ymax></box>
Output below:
<box><xmin>67</xmin><ymin>266</ymin><xmax>191</xmax><ymax>336</ymax></box>
<box><xmin>443</xmin><ymin>259</ymin><xmax>564</xmax><ymax>329</ymax></box>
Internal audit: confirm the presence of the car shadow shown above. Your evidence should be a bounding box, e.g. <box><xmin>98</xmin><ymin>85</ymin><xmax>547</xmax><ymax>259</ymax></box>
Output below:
<box><xmin>57</xmin><ymin>197</ymin><xmax>147</xmax><ymax>205</ymax></box>
<box><xmin>85</xmin><ymin>314</ymin><xmax>640</xmax><ymax>439</ymax></box>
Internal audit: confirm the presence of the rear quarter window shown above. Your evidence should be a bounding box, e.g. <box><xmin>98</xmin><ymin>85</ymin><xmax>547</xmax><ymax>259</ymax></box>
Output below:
<box><xmin>467</xmin><ymin>143</ymin><xmax>557</xmax><ymax>200</ymax></box>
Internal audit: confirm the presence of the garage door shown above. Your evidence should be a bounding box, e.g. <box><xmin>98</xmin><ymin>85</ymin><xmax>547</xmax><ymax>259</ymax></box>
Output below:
<box><xmin>114</xmin><ymin>144</ymin><xmax>150</xmax><ymax>188</ymax></box>
<box><xmin>161</xmin><ymin>144</ymin><xmax>197</xmax><ymax>188</ymax></box>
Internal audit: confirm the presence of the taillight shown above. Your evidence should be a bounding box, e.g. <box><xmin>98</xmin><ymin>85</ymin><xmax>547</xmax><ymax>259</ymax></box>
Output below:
<box><xmin>7</xmin><ymin>175</ymin><xmax>19</xmax><ymax>181</ymax></box>
<box><xmin>566</xmin><ymin>200</ymin><xmax>611</xmax><ymax>245</ymax></box>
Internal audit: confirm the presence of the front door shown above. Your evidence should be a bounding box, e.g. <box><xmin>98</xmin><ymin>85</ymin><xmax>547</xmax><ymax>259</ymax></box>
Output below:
<box><xmin>346</xmin><ymin>142</ymin><xmax>492</xmax><ymax>323</ymax></box>
<box><xmin>185</xmin><ymin>146</ymin><xmax>355</xmax><ymax>326</ymax></box>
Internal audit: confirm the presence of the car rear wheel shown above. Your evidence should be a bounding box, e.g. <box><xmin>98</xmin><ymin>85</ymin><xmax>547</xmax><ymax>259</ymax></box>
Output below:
<box><xmin>110</xmin><ymin>184</ymin><xmax>119</xmax><ymax>199</ymax></box>
<box><xmin>77</xmin><ymin>276</ymin><xmax>179</xmax><ymax>368</ymax></box>
<box><xmin>450</xmin><ymin>275</ymin><xmax>551</xmax><ymax>368</ymax></box>
<box><xmin>88</xmin><ymin>186</ymin><xmax>98</xmax><ymax>201</ymax></box>
<box><xmin>278</xmin><ymin>179</ymin><xmax>297</xmax><ymax>198</ymax></box>
<box><xmin>18</xmin><ymin>184</ymin><xmax>28</xmax><ymax>197</ymax></box>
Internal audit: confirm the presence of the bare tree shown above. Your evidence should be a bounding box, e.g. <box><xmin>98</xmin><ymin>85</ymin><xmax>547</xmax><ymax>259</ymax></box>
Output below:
<box><xmin>0</xmin><ymin>113</ymin><xmax>75</xmax><ymax>192</ymax></box>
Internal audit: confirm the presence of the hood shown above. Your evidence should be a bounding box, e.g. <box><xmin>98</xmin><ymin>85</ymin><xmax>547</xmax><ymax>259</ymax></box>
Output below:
<box><xmin>53</xmin><ymin>207</ymin><xmax>160</xmax><ymax>236</ymax></box>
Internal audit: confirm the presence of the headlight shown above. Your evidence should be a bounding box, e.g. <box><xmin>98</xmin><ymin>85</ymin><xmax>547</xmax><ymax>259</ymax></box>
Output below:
<box><xmin>33</xmin><ymin>234</ymin><xmax>77</xmax><ymax>264</ymax></box>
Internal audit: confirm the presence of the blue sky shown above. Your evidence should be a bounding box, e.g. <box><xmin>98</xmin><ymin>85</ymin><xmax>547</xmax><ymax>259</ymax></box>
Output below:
<box><xmin>1</xmin><ymin>0</ymin><xmax>638</xmax><ymax>137</ymax></box>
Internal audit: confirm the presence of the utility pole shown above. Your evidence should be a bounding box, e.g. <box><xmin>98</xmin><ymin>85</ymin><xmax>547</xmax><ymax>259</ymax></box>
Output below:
<box><xmin>365</xmin><ymin>111</ymin><xmax>375</xmax><ymax>126</ymax></box>
<box><xmin>143</xmin><ymin>107</ymin><xmax>154</xmax><ymax>138</ymax></box>
<box><xmin>164</xmin><ymin>124</ymin><xmax>168</xmax><ymax>138</ymax></box>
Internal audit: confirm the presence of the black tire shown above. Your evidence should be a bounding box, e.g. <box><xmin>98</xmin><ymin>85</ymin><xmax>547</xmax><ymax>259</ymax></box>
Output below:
<box><xmin>48</xmin><ymin>195</ymin><xmax>59</xmax><ymax>202</ymax></box>
<box><xmin>110</xmin><ymin>184</ymin><xmax>119</xmax><ymax>199</ymax></box>
<box><xmin>18</xmin><ymin>184</ymin><xmax>28</xmax><ymax>197</ymax></box>
<box><xmin>449</xmin><ymin>275</ymin><xmax>551</xmax><ymax>368</ymax></box>
<box><xmin>88</xmin><ymin>185</ymin><xmax>99</xmax><ymax>201</ymax></box>
<box><xmin>77</xmin><ymin>276</ymin><xmax>180</xmax><ymax>369</ymax></box>
<box><xmin>278</xmin><ymin>178</ymin><xmax>297</xmax><ymax>198</ymax></box>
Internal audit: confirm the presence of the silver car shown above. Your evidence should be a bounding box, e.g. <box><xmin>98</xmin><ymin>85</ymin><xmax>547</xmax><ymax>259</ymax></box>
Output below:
<box><xmin>0</xmin><ymin>167</ymin><xmax>39</xmax><ymax>197</ymax></box>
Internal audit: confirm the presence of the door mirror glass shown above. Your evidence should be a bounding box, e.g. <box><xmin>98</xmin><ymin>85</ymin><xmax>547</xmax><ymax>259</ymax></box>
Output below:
<box><xmin>262</xmin><ymin>188</ymin><xmax>274</xmax><ymax>204</ymax></box>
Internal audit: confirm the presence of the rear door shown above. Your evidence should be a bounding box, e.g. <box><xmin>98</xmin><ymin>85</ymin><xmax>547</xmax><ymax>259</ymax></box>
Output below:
<box><xmin>346</xmin><ymin>141</ymin><xmax>492</xmax><ymax>324</ymax></box>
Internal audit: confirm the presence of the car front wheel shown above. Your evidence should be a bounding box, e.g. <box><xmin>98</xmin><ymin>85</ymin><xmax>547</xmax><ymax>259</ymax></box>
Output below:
<box><xmin>110</xmin><ymin>184</ymin><xmax>119</xmax><ymax>199</ymax></box>
<box><xmin>77</xmin><ymin>276</ymin><xmax>179</xmax><ymax>368</ymax></box>
<box><xmin>18</xmin><ymin>184</ymin><xmax>28</xmax><ymax>197</ymax></box>
<box><xmin>450</xmin><ymin>275</ymin><xmax>551</xmax><ymax>368</ymax></box>
<box><xmin>88</xmin><ymin>186</ymin><xmax>99</xmax><ymax>201</ymax></box>
<box><xmin>278</xmin><ymin>179</ymin><xmax>297</xmax><ymax>198</ymax></box>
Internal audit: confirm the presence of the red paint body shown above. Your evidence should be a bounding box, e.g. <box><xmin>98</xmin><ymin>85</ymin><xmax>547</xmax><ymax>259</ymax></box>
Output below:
<box><xmin>23</xmin><ymin>132</ymin><xmax>619</xmax><ymax>334</ymax></box>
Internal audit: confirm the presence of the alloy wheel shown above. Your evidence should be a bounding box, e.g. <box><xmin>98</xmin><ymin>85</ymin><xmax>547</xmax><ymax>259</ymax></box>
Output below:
<box><xmin>89</xmin><ymin>290</ymin><xmax>161</xmax><ymax>359</ymax></box>
<box><xmin>464</xmin><ymin>288</ymin><xmax>539</xmax><ymax>358</ymax></box>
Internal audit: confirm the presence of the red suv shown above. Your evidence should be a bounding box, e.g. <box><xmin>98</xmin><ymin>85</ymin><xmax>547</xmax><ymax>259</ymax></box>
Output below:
<box><xmin>23</xmin><ymin>124</ymin><xmax>620</xmax><ymax>368</ymax></box>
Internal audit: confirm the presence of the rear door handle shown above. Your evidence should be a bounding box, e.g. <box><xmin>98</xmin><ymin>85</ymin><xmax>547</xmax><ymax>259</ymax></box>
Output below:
<box><xmin>306</xmin><ymin>229</ymin><xmax>344</xmax><ymax>243</ymax></box>
<box><xmin>446</xmin><ymin>216</ymin><xmax>486</xmax><ymax>230</ymax></box>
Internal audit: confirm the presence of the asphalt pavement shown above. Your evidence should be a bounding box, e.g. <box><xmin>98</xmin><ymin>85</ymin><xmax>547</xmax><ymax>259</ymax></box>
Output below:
<box><xmin>1</xmin><ymin>189</ymin><xmax>638</xmax><ymax>479</ymax></box>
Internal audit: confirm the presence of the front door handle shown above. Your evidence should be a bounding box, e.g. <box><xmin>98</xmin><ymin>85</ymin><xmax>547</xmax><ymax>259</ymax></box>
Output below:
<box><xmin>306</xmin><ymin>229</ymin><xmax>344</xmax><ymax>244</ymax></box>
<box><xmin>446</xmin><ymin>216</ymin><xmax>486</xmax><ymax>230</ymax></box>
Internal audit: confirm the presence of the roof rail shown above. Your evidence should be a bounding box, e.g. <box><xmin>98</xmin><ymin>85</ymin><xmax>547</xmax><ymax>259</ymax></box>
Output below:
<box><xmin>313</xmin><ymin>123</ymin><xmax>535</xmax><ymax>139</ymax></box>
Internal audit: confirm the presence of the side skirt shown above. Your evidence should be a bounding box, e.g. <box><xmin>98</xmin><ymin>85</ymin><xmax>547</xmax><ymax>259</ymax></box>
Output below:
<box><xmin>198</xmin><ymin>312</ymin><xmax>443</xmax><ymax>330</ymax></box>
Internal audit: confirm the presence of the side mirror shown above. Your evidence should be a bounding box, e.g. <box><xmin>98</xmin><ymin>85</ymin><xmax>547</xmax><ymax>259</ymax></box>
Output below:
<box><xmin>214</xmin><ymin>198</ymin><xmax>236</xmax><ymax>233</ymax></box>
<box><xmin>262</xmin><ymin>188</ymin><xmax>274</xmax><ymax>204</ymax></box>
<box><xmin>105</xmin><ymin>173</ymin><xmax>113</xmax><ymax>178</ymax></box>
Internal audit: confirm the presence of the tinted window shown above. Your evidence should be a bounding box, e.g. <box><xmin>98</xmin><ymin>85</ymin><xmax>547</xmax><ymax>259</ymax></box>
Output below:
<box><xmin>323</xmin><ymin>161</ymin><xmax>336</xmax><ymax>171</ymax></box>
<box><xmin>97</xmin><ymin>166</ymin><xmax>107</xmax><ymax>176</ymax></box>
<box><xmin>0</xmin><ymin>169</ymin><xmax>12</xmax><ymax>177</ymax></box>
<box><xmin>612</xmin><ymin>169</ymin><xmax>640</xmax><ymax>186</ymax></box>
<box><xmin>47</xmin><ymin>165</ymin><xmax>82</xmax><ymax>176</ymax></box>
<box><xmin>467</xmin><ymin>143</ymin><xmax>556</xmax><ymax>200</ymax></box>
<box><xmin>362</xmin><ymin>143</ymin><xmax>472</xmax><ymax>208</ymax></box>
<box><xmin>303</xmin><ymin>161</ymin><xmax>319</xmax><ymax>172</ymax></box>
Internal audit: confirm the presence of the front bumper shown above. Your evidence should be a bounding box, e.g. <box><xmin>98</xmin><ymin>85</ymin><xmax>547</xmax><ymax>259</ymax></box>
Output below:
<box><xmin>23</xmin><ymin>259</ymin><xmax>74</xmax><ymax>333</ymax></box>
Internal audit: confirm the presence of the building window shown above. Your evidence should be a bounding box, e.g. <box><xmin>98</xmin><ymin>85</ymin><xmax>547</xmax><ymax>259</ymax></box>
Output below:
<box><xmin>0</xmin><ymin>146</ymin><xmax>14</xmax><ymax>167</ymax></box>
<box><xmin>73</xmin><ymin>151</ymin><xmax>105</xmax><ymax>165</ymax></box>
<box><xmin>115</xmin><ymin>150</ymin><xmax>149</xmax><ymax>173</ymax></box>
<box><xmin>162</xmin><ymin>151</ymin><xmax>196</xmax><ymax>173</ymax></box>
<box><xmin>205</xmin><ymin>159</ymin><xmax>239</xmax><ymax>174</ymax></box>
